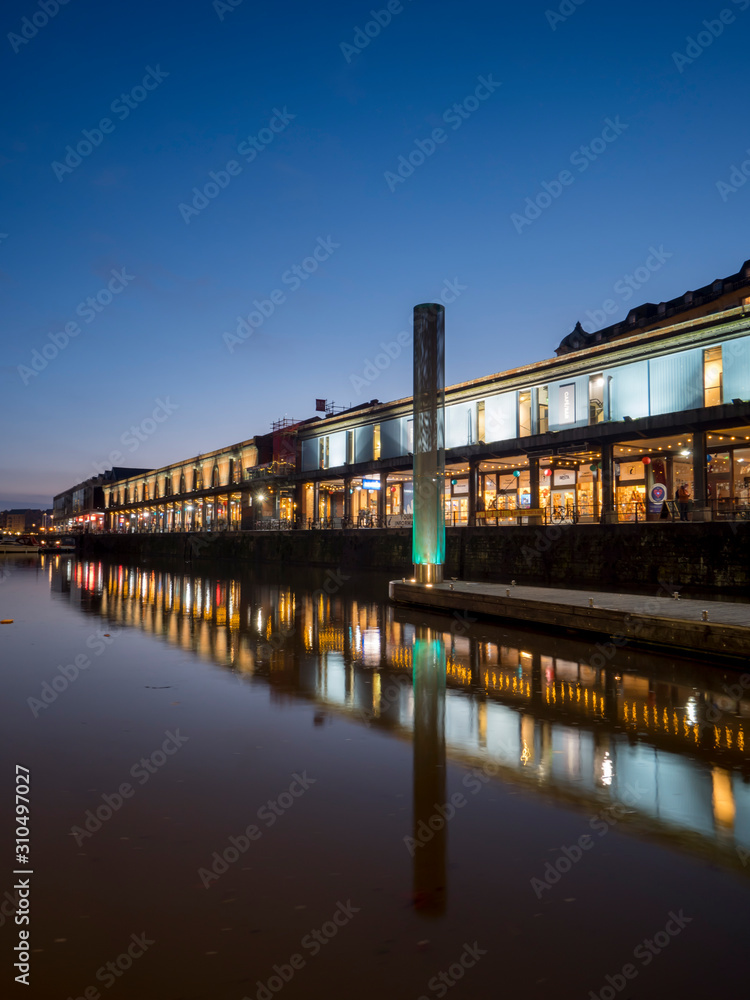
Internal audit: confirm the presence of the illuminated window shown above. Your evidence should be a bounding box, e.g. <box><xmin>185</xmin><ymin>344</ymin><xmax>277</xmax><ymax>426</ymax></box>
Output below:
<box><xmin>477</xmin><ymin>401</ymin><xmax>486</xmax><ymax>443</ymax></box>
<box><xmin>319</xmin><ymin>436</ymin><xmax>329</xmax><ymax>470</ymax></box>
<box><xmin>518</xmin><ymin>391</ymin><xmax>531</xmax><ymax>437</ymax></box>
<box><xmin>537</xmin><ymin>386</ymin><xmax>549</xmax><ymax>434</ymax></box>
<box><xmin>704</xmin><ymin>346</ymin><xmax>723</xmax><ymax>406</ymax></box>
<box><xmin>589</xmin><ymin>373</ymin><xmax>604</xmax><ymax>424</ymax></box>
<box><xmin>373</xmin><ymin>424</ymin><xmax>381</xmax><ymax>460</ymax></box>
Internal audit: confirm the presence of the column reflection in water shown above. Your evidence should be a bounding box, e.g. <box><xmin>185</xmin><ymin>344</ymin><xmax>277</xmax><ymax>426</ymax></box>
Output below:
<box><xmin>412</xmin><ymin>626</ymin><xmax>447</xmax><ymax>916</ymax></box>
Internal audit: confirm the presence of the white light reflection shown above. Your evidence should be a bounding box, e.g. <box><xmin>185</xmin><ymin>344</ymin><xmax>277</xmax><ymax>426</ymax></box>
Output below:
<box><xmin>685</xmin><ymin>696</ymin><xmax>698</xmax><ymax>727</ymax></box>
<box><xmin>362</xmin><ymin>628</ymin><xmax>381</xmax><ymax>667</ymax></box>
<box><xmin>601</xmin><ymin>752</ymin><xmax>614</xmax><ymax>787</ymax></box>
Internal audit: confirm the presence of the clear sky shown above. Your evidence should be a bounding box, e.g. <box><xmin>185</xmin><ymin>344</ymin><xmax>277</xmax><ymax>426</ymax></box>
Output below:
<box><xmin>2</xmin><ymin>0</ymin><xmax>749</xmax><ymax>507</ymax></box>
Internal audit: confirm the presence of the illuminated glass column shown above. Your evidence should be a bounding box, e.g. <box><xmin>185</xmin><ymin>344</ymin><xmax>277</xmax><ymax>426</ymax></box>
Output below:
<box><xmin>413</xmin><ymin>303</ymin><xmax>445</xmax><ymax>583</ymax></box>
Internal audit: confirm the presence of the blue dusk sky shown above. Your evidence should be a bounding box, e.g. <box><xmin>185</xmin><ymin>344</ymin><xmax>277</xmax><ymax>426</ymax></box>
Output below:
<box><xmin>1</xmin><ymin>0</ymin><xmax>749</xmax><ymax>507</ymax></box>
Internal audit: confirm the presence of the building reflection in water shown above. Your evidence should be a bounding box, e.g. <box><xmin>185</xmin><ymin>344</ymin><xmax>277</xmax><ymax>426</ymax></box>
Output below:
<box><xmin>47</xmin><ymin>555</ymin><xmax>750</xmax><ymax>876</ymax></box>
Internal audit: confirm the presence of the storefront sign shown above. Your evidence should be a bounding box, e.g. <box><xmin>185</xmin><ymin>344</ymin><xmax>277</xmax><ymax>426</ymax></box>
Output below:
<box><xmin>362</xmin><ymin>478</ymin><xmax>381</xmax><ymax>490</ymax></box>
<box><xmin>452</xmin><ymin>480</ymin><xmax>468</xmax><ymax>495</ymax></box>
<box><xmin>618</xmin><ymin>463</ymin><xmax>645</xmax><ymax>482</ymax></box>
<box><xmin>559</xmin><ymin>383</ymin><xmax>576</xmax><ymax>425</ymax></box>
<box><xmin>648</xmin><ymin>458</ymin><xmax>668</xmax><ymax>516</ymax></box>
<box><xmin>553</xmin><ymin>470</ymin><xmax>576</xmax><ymax>486</ymax></box>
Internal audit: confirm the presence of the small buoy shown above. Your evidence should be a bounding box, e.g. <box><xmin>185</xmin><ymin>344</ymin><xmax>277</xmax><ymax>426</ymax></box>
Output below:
<box><xmin>0</xmin><ymin>619</ymin><xmax>13</xmax><ymax>624</ymax></box>
<box><xmin>511</xmin><ymin>579</ymin><xmax>517</xmax><ymax>586</ymax></box>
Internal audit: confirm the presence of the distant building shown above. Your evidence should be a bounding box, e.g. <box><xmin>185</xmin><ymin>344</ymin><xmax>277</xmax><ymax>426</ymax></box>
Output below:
<box><xmin>3</xmin><ymin>509</ymin><xmax>48</xmax><ymax>532</ymax></box>
<box><xmin>53</xmin><ymin>468</ymin><xmax>152</xmax><ymax>531</ymax></box>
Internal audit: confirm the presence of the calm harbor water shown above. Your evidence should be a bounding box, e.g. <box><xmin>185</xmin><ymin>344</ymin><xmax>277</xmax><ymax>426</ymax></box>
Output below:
<box><xmin>2</xmin><ymin>554</ymin><xmax>750</xmax><ymax>999</ymax></box>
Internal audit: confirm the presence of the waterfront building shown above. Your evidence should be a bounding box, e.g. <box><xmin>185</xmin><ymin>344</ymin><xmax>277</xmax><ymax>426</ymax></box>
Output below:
<box><xmin>100</xmin><ymin>426</ymin><xmax>303</xmax><ymax>532</ymax></box>
<box><xmin>53</xmin><ymin>468</ymin><xmax>153</xmax><ymax>532</ymax></box>
<box><xmin>79</xmin><ymin>259</ymin><xmax>750</xmax><ymax>531</ymax></box>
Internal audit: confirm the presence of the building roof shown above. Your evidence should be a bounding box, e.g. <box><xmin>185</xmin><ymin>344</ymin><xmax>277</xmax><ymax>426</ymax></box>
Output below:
<box><xmin>556</xmin><ymin>257</ymin><xmax>750</xmax><ymax>355</ymax></box>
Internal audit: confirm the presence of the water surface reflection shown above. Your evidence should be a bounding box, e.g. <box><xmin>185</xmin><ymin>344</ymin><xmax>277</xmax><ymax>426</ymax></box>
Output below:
<box><xmin>53</xmin><ymin>557</ymin><xmax>750</xmax><ymax>872</ymax></box>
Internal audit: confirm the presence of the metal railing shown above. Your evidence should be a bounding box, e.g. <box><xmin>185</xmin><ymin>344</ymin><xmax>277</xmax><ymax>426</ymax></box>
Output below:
<box><xmin>255</xmin><ymin>518</ymin><xmax>293</xmax><ymax>530</ymax></box>
<box><xmin>709</xmin><ymin>497</ymin><xmax>750</xmax><ymax>520</ymax></box>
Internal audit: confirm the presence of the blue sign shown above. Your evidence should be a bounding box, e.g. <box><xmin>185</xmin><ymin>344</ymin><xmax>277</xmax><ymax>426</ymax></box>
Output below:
<box><xmin>362</xmin><ymin>479</ymin><xmax>381</xmax><ymax>490</ymax></box>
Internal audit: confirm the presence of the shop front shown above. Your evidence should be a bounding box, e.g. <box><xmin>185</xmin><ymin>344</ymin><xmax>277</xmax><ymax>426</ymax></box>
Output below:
<box><xmin>552</xmin><ymin>468</ymin><xmax>577</xmax><ymax>522</ymax></box>
<box><xmin>446</xmin><ymin>477</ymin><xmax>469</xmax><ymax>526</ymax></box>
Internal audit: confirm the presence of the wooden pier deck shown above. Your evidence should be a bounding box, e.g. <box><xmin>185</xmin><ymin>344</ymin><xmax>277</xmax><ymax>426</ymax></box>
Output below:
<box><xmin>388</xmin><ymin>579</ymin><xmax>750</xmax><ymax>663</ymax></box>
